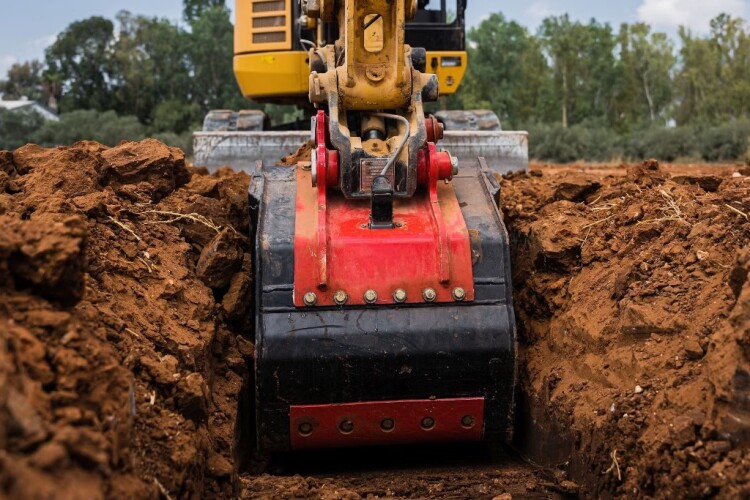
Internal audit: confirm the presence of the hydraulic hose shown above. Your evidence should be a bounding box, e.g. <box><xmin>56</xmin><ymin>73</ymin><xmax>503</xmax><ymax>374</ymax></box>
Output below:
<box><xmin>372</xmin><ymin>112</ymin><xmax>410</xmax><ymax>176</ymax></box>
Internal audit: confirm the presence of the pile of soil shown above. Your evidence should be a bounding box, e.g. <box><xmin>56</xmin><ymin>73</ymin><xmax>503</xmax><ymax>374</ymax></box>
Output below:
<box><xmin>502</xmin><ymin>161</ymin><xmax>750</xmax><ymax>497</ymax></box>
<box><xmin>0</xmin><ymin>139</ymin><xmax>253</xmax><ymax>498</ymax></box>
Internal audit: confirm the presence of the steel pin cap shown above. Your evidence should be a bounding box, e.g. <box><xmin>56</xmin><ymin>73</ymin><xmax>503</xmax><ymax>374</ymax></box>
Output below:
<box><xmin>393</xmin><ymin>289</ymin><xmax>407</xmax><ymax>303</ymax></box>
<box><xmin>364</xmin><ymin>290</ymin><xmax>378</xmax><ymax>304</ymax></box>
<box><xmin>453</xmin><ymin>287</ymin><xmax>466</xmax><ymax>301</ymax></box>
<box><xmin>422</xmin><ymin>288</ymin><xmax>437</xmax><ymax>303</ymax></box>
<box><xmin>333</xmin><ymin>290</ymin><xmax>349</xmax><ymax>306</ymax></box>
<box><xmin>303</xmin><ymin>292</ymin><xmax>318</xmax><ymax>306</ymax></box>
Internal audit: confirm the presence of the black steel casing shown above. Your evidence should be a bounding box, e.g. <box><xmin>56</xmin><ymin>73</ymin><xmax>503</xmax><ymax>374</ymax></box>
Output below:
<box><xmin>250</xmin><ymin>159</ymin><xmax>517</xmax><ymax>452</ymax></box>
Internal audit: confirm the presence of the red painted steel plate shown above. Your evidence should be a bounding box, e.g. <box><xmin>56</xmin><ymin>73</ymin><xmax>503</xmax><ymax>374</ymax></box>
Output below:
<box><xmin>293</xmin><ymin>168</ymin><xmax>475</xmax><ymax>307</ymax></box>
<box><xmin>289</xmin><ymin>398</ymin><xmax>485</xmax><ymax>450</ymax></box>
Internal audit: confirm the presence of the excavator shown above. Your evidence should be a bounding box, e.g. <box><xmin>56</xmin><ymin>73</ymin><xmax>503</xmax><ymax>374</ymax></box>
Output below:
<box><xmin>194</xmin><ymin>0</ymin><xmax>526</xmax><ymax>453</ymax></box>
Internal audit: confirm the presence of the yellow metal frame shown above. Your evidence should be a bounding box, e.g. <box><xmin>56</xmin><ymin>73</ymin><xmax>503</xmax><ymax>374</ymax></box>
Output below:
<box><xmin>235</xmin><ymin>0</ymin><xmax>292</xmax><ymax>54</ymax></box>
<box><xmin>234</xmin><ymin>51</ymin><xmax>310</xmax><ymax>99</ymax></box>
<box><xmin>234</xmin><ymin>51</ymin><xmax>467</xmax><ymax>101</ymax></box>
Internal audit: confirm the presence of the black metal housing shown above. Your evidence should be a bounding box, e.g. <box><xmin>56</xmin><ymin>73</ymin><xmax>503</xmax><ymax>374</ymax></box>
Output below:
<box><xmin>249</xmin><ymin>158</ymin><xmax>516</xmax><ymax>453</ymax></box>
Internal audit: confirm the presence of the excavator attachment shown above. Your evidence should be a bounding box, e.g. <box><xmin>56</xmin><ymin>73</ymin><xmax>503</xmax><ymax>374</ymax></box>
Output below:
<box><xmin>249</xmin><ymin>155</ymin><xmax>517</xmax><ymax>452</ymax></box>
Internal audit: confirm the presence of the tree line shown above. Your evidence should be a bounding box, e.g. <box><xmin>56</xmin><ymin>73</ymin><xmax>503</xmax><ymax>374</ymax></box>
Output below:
<box><xmin>2</xmin><ymin>5</ymin><xmax>750</xmax><ymax>162</ymax></box>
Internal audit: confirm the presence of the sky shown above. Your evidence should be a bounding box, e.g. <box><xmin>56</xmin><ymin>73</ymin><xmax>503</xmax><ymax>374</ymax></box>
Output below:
<box><xmin>1</xmin><ymin>0</ymin><xmax>749</xmax><ymax>77</ymax></box>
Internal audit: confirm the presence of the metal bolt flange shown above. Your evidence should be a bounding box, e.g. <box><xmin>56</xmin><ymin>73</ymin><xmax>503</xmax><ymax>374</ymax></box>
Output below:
<box><xmin>422</xmin><ymin>288</ymin><xmax>437</xmax><ymax>302</ymax></box>
<box><xmin>393</xmin><ymin>289</ymin><xmax>407</xmax><ymax>303</ymax></box>
<box><xmin>453</xmin><ymin>287</ymin><xmax>466</xmax><ymax>301</ymax></box>
<box><xmin>303</xmin><ymin>292</ymin><xmax>318</xmax><ymax>306</ymax></box>
<box><xmin>364</xmin><ymin>290</ymin><xmax>378</xmax><ymax>304</ymax></box>
<box><xmin>333</xmin><ymin>290</ymin><xmax>349</xmax><ymax>306</ymax></box>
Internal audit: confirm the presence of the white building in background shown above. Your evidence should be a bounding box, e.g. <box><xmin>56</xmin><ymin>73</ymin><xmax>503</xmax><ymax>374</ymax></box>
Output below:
<box><xmin>0</xmin><ymin>97</ymin><xmax>59</xmax><ymax>122</ymax></box>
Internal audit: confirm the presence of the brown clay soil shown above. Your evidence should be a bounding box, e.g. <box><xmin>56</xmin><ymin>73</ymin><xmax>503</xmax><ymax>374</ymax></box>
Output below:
<box><xmin>2</xmin><ymin>140</ymin><xmax>750</xmax><ymax>499</ymax></box>
<box><xmin>504</xmin><ymin>160</ymin><xmax>750</xmax><ymax>498</ymax></box>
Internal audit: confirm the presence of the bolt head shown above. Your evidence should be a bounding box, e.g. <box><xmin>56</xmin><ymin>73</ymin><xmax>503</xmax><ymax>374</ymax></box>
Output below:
<box><xmin>461</xmin><ymin>415</ymin><xmax>476</xmax><ymax>429</ymax></box>
<box><xmin>303</xmin><ymin>292</ymin><xmax>318</xmax><ymax>306</ymax></box>
<box><xmin>333</xmin><ymin>290</ymin><xmax>349</xmax><ymax>306</ymax></box>
<box><xmin>453</xmin><ymin>287</ymin><xmax>466</xmax><ymax>301</ymax></box>
<box><xmin>393</xmin><ymin>289</ymin><xmax>407</xmax><ymax>303</ymax></box>
<box><xmin>422</xmin><ymin>288</ymin><xmax>437</xmax><ymax>302</ymax></box>
<box><xmin>364</xmin><ymin>290</ymin><xmax>378</xmax><ymax>304</ymax></box>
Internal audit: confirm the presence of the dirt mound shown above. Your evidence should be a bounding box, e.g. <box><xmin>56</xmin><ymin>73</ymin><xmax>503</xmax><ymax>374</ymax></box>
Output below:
<box><xmin>502</xmin><ymin>161</ymin><xmax>750</xmax><ymax>497</ymax></box>
<box><xmin>0</xmin><ymin>140</ymin><xmax>252</xmax><ymax>498</ymax></box>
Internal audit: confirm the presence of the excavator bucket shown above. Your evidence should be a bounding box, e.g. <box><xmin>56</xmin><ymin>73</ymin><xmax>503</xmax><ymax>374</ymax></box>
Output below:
<box><xmin>243</xmin><ymin>154</ymin><xmax>518</xmax><ymax>452</ymax></box>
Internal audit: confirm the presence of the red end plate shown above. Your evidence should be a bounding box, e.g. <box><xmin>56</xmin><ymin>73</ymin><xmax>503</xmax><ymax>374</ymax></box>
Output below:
<box><xmin>289</xmin><ymin>398</ymin><xmax>485</xmax><ymax>450</ymax></box>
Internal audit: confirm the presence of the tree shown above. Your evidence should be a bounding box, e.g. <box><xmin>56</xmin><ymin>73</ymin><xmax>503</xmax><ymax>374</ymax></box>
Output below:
<box><xmin>539</xmin><ymin>15</ymin><xmax>621</xmax><ymax>128</ymax></box>
<box><xmin>617</xmin><ymin>23</ymin><xmax>675</xmax><ymax>125</ymax></box>
<box><xmin>0</xmin><ymin>61</ymin><xmax>45</xmax><ymax>102</ymax></box>
<box><xmin>44</xmin><ymin>17</ymin><xmax>115</xmax><ymax>112</ymax></box>
<box><xmin>187</xmin><ymin>6</ymin><xmax>246</xmax><ymax>112</ymax></box>
<box><xmin>452</xmin><ymin>13</ymin><xmax>549</xmax><ymax>128</ymax></box>
<box><xmin>183</xmin><ymin>0</ymin><xmax>225</xmax><ymax>23</ymax></box>
<box><xmin>674</xmin><ymin>14</ymin><xmax>750</xmax><ymax>125</ymax></box>
<box><xmin>110</xmin><ymin>11</ymin><xmax>194</xmax><ymax>125</ymax></box>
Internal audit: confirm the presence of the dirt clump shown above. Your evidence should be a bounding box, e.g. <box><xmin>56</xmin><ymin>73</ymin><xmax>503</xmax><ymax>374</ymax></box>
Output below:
<box><xmin>0</xmin><ymin>140</ymin><xmax>252</xmax><ymax>498</ymax></box>
<box><xmin>502</xmin><ymin>161</ymin><xmax>750</xmax><ymax>497</ymax></box>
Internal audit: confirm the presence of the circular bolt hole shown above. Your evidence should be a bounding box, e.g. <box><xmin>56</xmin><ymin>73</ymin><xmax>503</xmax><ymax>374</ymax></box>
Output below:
<box><xmin>339</xmin><ymin>419</ymin><xmax>354</xmax><ymax>434</ymax></box>
<box><xmin>461</xmin><ymin>415</ymin><xmax>476</xmax><ymax>429</ymax></box>
<box><xmin>420</xmin><ymin>416</ymin><xmax>435</xmax><ymax>430</ymax></box>
<box><xmin>298</xmin><ymin>422</ymin><xmax>314</xmax><ymax>436</ymax></box>
<box><xmin>380</xmin><ymin>418</ymin><xmax>395</xmax><ymax>432</ymax></box>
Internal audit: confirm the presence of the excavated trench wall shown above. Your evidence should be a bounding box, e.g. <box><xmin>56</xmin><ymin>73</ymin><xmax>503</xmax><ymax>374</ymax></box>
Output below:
<box><xmin>501</xmin><ymin>162</ymin><xmax>750</xmax><ymax>497</ymax></box>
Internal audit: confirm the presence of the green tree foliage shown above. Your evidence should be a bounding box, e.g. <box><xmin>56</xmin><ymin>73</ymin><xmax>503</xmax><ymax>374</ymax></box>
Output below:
<box><xmin>674</xmin><ymin>14</ymin><xmax>750</xmax><ymax>125</ymax></box>
<box><xmin>0</xmin><ymin>61</ymin><xmax>45</xmax><ymax>102</ymax></box>
<box><xmin>617</xmin><ymin>24</ymin><xmax>675</xmax><ymax>125</ymax></box>
<box><xmin>44</xmin><ymin>17</ymin><xmax>115</xmax><ymax>112</ymax></box>
<box><xmin>187</xmin><ymin>6</ymin><xmax>246</xmax><ymax>112</ymax></box>
<box><xmin>451</xmin><ymin>13</ymin><xmax>547</xmax><ymax>129</ymax></box>
<box><xmin>183</xmin><ymin>0</ymin><xmax>225</xmax><ymax>22</ymax></box>
<box><xmin>539</xmin><ymin>15</ymin><xmax>622</xmax><ymax>128</ymax></box>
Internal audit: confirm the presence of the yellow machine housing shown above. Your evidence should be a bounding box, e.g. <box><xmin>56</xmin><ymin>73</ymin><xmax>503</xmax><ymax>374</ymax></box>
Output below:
<box><xmin>233</xmin><ymin>0</ymin><xmax>467</xmax><ymax>101</ymax></box>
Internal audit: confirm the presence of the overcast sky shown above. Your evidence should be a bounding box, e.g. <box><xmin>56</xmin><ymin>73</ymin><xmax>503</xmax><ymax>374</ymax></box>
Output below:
<box><xmin>1</xmin><ymin>0</ymin><xmax>748</xmax><ymax>76</ymax></box>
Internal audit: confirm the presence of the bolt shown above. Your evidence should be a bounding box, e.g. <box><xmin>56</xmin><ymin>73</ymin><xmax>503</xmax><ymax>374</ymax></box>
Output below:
<box><xmin>364</xmin><ymin>290</ymin><xmax>378</xmax><ymax>304</ymax></box>
<box><xmin>333</xmin><ymin>290</ymin><xmax>349</xmax><ymax>306</ymax></box>
<box><xmin>298</xmin><ymin>421</ymin><xmax>314</xmax><ymax>436</ymax></box>
<box><xmin>303</xmin><ymin>292</ymin><xmax>318</xmax><ymax>306</ymax></box>
<box><xmin>423</xmin><ymin>288</ymin><xmax>437</xmax><ymax>302</ymax></box>
<box><xmin>393</xmin><ymin>289</ymin><xmax>407</xmax><ymax>303</ymax></box>
<box><xmin>461</xmin><ymin>415</ymin><xmax>476</xmax><ymax>429</ymax></box>
<box><xmin>339</xmin><ymin>419</ymin><xmax>354</xmax><ymax>434</ymax></box>
<box><xmin>380</xmin><ymin>418</ymin><xmax>395</xmax><ymax>432</ymax></box>
<box><xmin>421</xmin><ymin>416</ymin><xmax>435</xmax><ymax>430</ymax></box>
<box><xmin>453</xmin><ymin>287</ymin><xmax>466</xmax><ymax>301</ymax></box>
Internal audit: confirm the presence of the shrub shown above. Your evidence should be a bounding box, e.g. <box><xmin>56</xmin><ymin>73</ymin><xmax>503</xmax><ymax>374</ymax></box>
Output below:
<box><xmin>697</xmin><ymin>120</ymin><xmax>750</xmax><ymax>162</ymax></box>
<box><xmin>624</xmin><ymin>126</ymin><xmax>698</xmax><ymax>162</ymax></box>
<box><xmin>0</xmin><ymin>108</ymin><xmax>45</xmax><ymax>150</ymax></box>
<box><xmin>528</xmin><ymin>123</ymin><xmax>620</xmax><ymax>163</ymax></box>
<box><xmin>32</xmin><ymin>109</ymin><xmax>146</xmax><ymax>147</ymax></box>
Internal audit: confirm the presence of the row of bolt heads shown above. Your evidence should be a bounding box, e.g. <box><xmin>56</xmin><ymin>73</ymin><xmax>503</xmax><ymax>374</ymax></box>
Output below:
<box><xmin>298</xmin><ymin>415</ymin><xmax>477</xmax><ymax>437</ymax></box>
<box><xmin>303</xmin><ymin>287</ymin><xmax>466</xmax><ymax>306</ymax></box>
